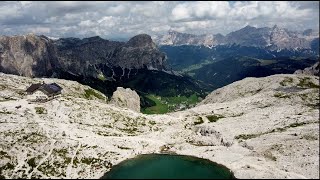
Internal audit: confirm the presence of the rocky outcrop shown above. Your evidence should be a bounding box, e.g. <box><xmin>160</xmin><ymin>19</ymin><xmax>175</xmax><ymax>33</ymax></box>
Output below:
<box><xmin>0</xmin><ymin>34</ymin><xmax>59</xmax><ymax>77</ymax></box>
<box><xmin>294</xmin><ymin>62</ymin><xmax>320</xmax><ymax>76</ymax></box>
<box><xmin>109</xmin><ymin>87</ymin><xmax>140</xmax><ymax>112</ymax></box>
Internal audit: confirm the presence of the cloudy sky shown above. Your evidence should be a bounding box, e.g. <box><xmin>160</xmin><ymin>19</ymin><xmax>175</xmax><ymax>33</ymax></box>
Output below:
<box><xmin>0</xmin><ymin>1</ymin><xmax>319</xmax><ymax>39</ymax></box>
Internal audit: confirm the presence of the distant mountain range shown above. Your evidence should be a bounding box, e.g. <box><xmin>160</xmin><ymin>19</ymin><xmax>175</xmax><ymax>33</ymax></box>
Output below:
<box><xmin>154</xmin><ymin>25</ymin><xmax>319</xmax><ymax>91</ymax></box>
<box><xmin>0</xmin><ymin>33</ymin><xmax>211</xmax><ymax>110</ymax></box>
<box><xmin>0</xmin><ymin>27</ymin><xmax>318</xmax><ymax>111</ymax></box>
<box><xmin>153</xmin><ymin>25</ymin><xmax>319</xmax><ymax>52</ymax></box>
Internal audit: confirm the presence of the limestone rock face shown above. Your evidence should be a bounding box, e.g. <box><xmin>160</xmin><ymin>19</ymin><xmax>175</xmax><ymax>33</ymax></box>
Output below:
<box><xmin>0</xmin><ymin>34</ymin><xmax>59</xmax><ymax>77</ymax></box>
<box><xmin>110</xmin><ymin>87</ymin><xmax>140</xmax><ymax>112</ymax></box>
<box><xmin>109</xmin><ymin>34</ymin><xmax>167</xmax><ymax>71</ymax></box>
<box><xmin>55</xmin><ymin>34</ymin><xmax>167</xmax><ymax>77</ymax></box>
<box><xmin>0</xmin><ymin>34</ymin><xmax>167</xmax><ymax>78</ymax></box>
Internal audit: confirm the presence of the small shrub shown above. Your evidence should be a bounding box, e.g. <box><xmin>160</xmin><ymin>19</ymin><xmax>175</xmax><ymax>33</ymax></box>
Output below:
<box><xmin>97</xmin><ymin>73</ymin><xmax>107</xmax><ymax>81</ymax></box>
<box><xmin>231</xmin><ymin>112</ymin><xmax>245</xmax><ymax>117</ymax></box>
<box><xmin>194</xmin><ymin>117</ymin><xmax>204</xmax><ymax>125</ymax></box>
<box><xmin>235</xmin><ymin>134</ymin><xmax>259</xmax><ymax>140</ymax></box>
<box><xmin>280</xmin><ymin>77</ymin><xmax>293</xmax><ymax>86</ymax></box>
<box><xmin>81</xmin><ymin>157</ymin><xmax>101</xmax><ymax>165</ymax></box>
<box><xmin>206</xmin><ymin>114</ymin><xmax>225</xmax><ymax>122</ymax></box>
<box><xmin>297</xmin><ymin>77</ymin><xmax>319</xmax><ymax>88</ymax></box>
<box><xmin>273</xmin><ymin>93</ymin><xmax>290</xmax><ymax>98</ymax></box>
<box><xmin>35</xmin><ymin>107</ymin><xmax>47</xmax><ymax>114</ymax></box>
<box><xmin>302</xmin><ymin>134</ymin><xmax>318</xmax><ymax>141</ymax></box>
<box><xmin>117</xmin><ymin>146</ymin><xmax>131</xmax><ymax>150</ymax></box>
<box><xmin>84</xmin><ymin>89</ymin><xmax>105</xmax><ymax>100</ymax></box>
<box><xmin>0</xmin><ymin>110</ymin><xmax>12</xmax><ymax>114</ymax></box>
<box><xmin>27</xmin><ymin>157</ymin><xmax>37</xmax><ymax>168</ymax></box>
<box><xmin>0</xmin><ymin>162</ymin><xmax>14</xmax><ymax>171</ymax></box>
<box><xmin>288</xmin><ymin>122</ymin><xmax>307</xmax><ymax>128</ymax></box>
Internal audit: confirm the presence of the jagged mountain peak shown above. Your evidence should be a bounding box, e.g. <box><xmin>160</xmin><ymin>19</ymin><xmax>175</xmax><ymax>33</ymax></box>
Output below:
<box><xmin>82</xmin><ymin>36</ymin><xmax>105</xmax><ymax>42</ymax></box>
<box><xmin>241</xmin><ymin>25</ymin><xmax>256</xmax><ymax>30</ymax></box>
<box><xmin>155</xmin><ymin>25</ymin><xmax>319</xmax><ymax>52</ymax></box>
<box><xmin>272</xmin><ymin>24</ymin><xmax>279</xmax><ymax>29</ymax></box>
<box><xmin>126</xmin><ymin>34</ymin><xmax>155</xmax><ymax>47</ymax></box>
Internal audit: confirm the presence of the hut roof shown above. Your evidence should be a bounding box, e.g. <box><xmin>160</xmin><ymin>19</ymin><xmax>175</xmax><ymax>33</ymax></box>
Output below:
<box><xmin>26</xmin><ymin>83</ymin><xmax>62</xmax><ymax>95</ymax></box>
<box><xmin>25</xmin><ymin>83</ymin><xmax>42</xmax><ymax>93</ymax></box>
<box><xmin>40</xmin><ymin>83</ymin><xmax>62</xmax><ymax>95</ymax></box>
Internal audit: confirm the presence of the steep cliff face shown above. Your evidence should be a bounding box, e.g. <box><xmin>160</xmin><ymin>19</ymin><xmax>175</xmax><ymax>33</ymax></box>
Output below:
<box><xmin>0</xmin><ymin>34</ymin><xmax>59</xmax><ymax>77</ymax></box>
<box><xmin>54</xmin><ymin>36</ymin><xmax>124</xmax><ymax>76</ymax></box>
<box><xmin>0</xmin><ymin>34</ymin><xmax>167</xmax><ymax>78</ymax></box>
<box><xmin>55</xmin><ymin>34</ymin><xmax>167</xmax><ymax>78</ymax></box>
<box><xmin>112</xmin><ymin>34</ymin><xmax>166</xmax><ymax>71</ymax></box>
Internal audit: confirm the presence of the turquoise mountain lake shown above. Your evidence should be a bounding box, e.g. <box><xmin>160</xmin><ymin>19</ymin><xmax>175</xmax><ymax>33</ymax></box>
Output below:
<box><xmin>100</xmin><ymin>154</ymin><xmax>235</xmax><ymax>179</ymax></box>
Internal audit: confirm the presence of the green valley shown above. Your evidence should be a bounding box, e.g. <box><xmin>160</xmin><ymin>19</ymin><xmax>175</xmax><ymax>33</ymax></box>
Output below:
<box><xmin>141</xmin><ymin>93</ymin><xmax>200</xmax><ymax>114</ymax></box>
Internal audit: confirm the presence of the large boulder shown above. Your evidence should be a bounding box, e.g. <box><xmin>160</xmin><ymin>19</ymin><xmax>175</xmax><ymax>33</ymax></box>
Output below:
<box><xmin>109</xmin><ymin>87</ymin><xmax>140</xmax><ymax>112</ymax></box>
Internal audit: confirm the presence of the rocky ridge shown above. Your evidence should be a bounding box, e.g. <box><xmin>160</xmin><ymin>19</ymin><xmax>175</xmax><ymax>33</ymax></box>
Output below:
<box><xmin>294</xmin><ymin>62</ymin><xmax>319</xmax><ymax>76</ymax></box>
<box><xmin>153</xmin><ymin>25</ymin><xmax>319</xmax><ymax>52</ymax></box>
<box><xmin>0</xmin><ymin>34</ymin><xmax>167</xmax><ymax>78</ymax></box>
<box><xmin>0</xmin><ymin>72</ymin><xmax>319</xmax><ymax>179</ymax></box>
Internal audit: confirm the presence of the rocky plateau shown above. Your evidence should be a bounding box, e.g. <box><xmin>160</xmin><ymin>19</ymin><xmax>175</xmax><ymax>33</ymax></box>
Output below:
<box><xmin>0</xmin><ymin>72</ymin><xmax>319</xmax><ymax>179</ymax></box>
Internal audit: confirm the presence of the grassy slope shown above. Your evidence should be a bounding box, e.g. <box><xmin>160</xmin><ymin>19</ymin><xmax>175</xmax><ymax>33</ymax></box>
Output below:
<box><xmin>141</xmin><ymin>94</ymin><xmax>199</xmax><ymax>114</ymax></box>
<box><xmin>141</xmin><ymin>95</ymin><xmax>168</xmax><ymax>114</ymax></box>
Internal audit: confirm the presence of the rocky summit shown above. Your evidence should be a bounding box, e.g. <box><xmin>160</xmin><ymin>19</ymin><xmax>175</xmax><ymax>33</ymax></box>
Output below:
<box><xmin>0</xmin><ymin>72</ymin><xmax>318</xmax><ymax>179</ymax></box>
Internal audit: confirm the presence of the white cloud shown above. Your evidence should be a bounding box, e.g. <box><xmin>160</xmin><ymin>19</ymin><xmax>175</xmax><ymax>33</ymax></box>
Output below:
<box><xmin>171</xmin><ymin>4</ymin><xmax>191</xmax><ymax>21</ymax></box>
<box><xmin>108</xmin><ymin>5</ymin><xmax>127</xmax><ymax>15</ymax></box>
<box><xmin>20</xmin><ymin>1</ymin><xmax>32</xmax><ymax>6</ymax></box>
<box><xmin>27</xmin><ymin>27</ymin><xmax>51</xmax><ymax>34</ymax></box>
<box><xmin>0</xmin><ymin>2</ymin><xmax>22</xmax><ymax>20</ymax></box>
<box><xmin>171</xmin><ymin>1</ymin><xmax>231</xmax><ymax>21</ymax></box>
<box><xmin>79</xmin><ymin>20</ymin><xmax>95</xmax><ymax>27</ymax></box>
<box><xmin>151</xmin><ymin>25</ymin><xmax>171</xmax><ymax>32</ymax></box>
<box><xmin>0</xmin><ymin>1</ymin><xmax>318</xmax><ymax>38</ymax></box>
